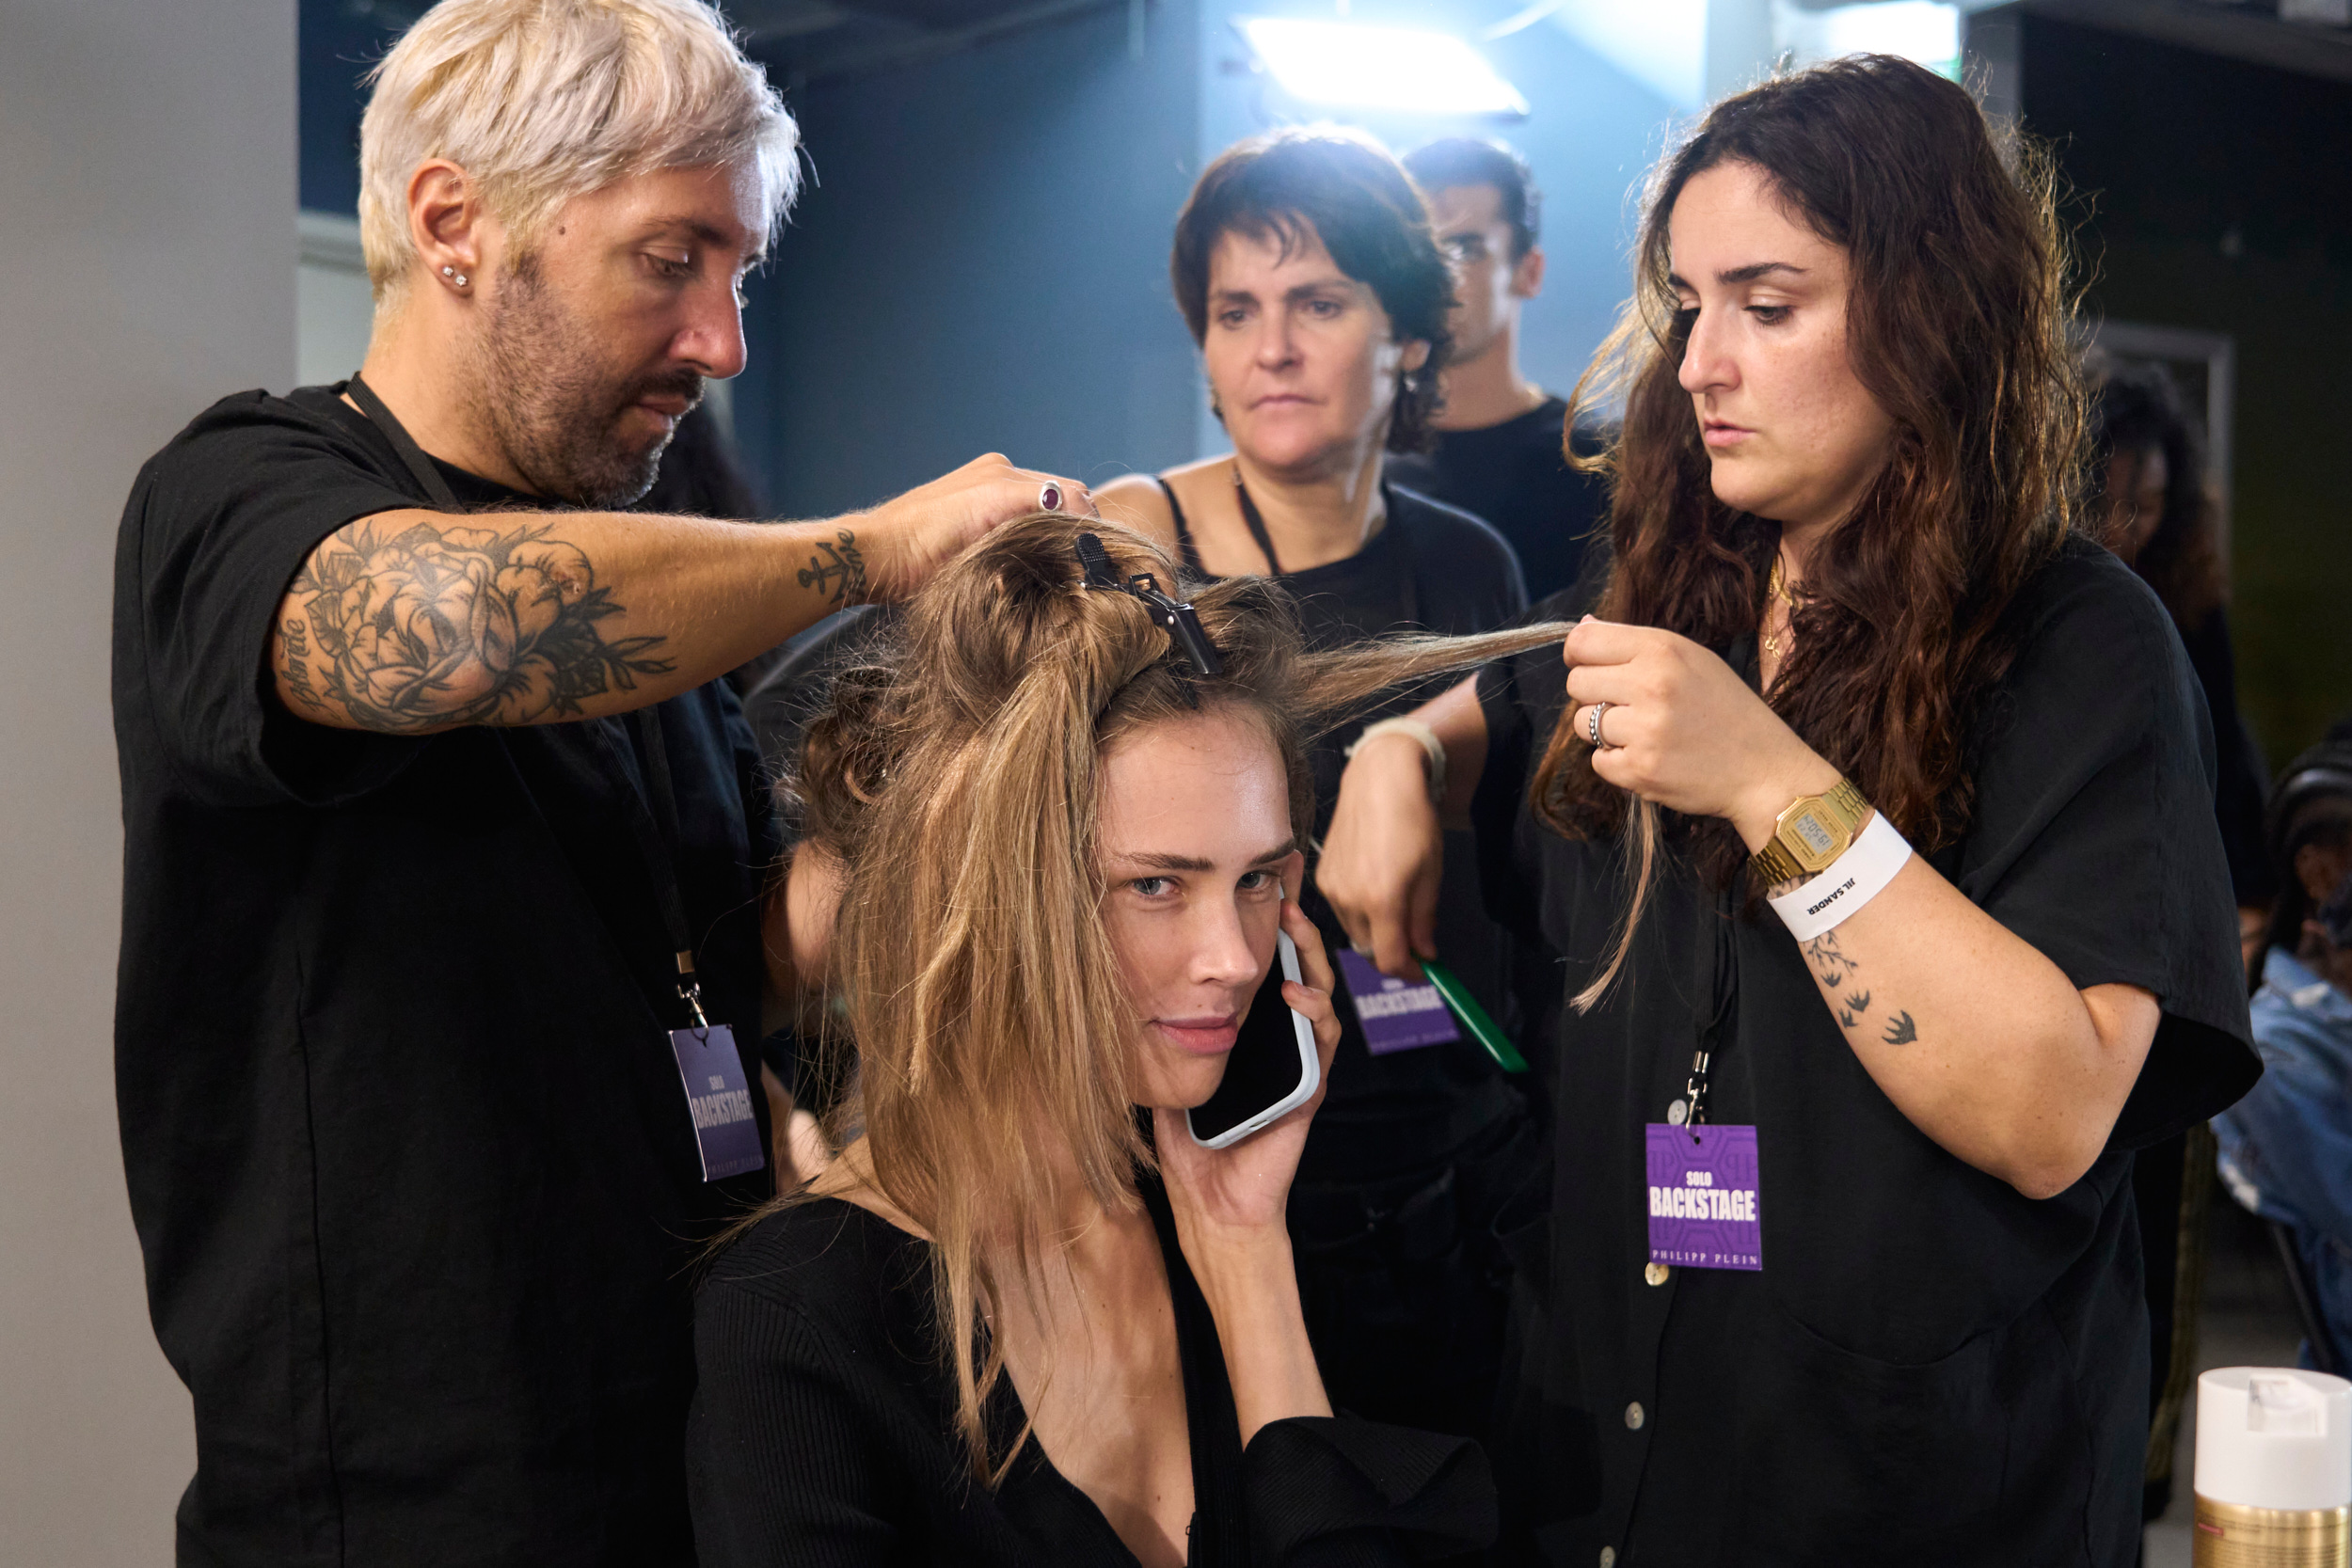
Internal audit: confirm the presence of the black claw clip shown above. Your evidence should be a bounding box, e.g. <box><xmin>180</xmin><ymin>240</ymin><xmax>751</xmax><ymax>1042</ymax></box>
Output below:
<box><xmin>1075</xmin><ymin>532</ymin><xmax>1224</xmax><ymax>678</ymax></box>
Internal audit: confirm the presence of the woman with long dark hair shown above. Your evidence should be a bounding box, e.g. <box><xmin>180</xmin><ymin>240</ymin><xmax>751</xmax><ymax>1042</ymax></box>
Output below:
<box><xmin>1319</xmin><ymin>57</ymin><xmax>2257</xmax><ymax>1560</ymax></box>
<box><xmin>2089</xmin><ymin>358</ymin><xmax>2273</xmax><ymax>949</ymax></box>
<box><xmin>2084</xmin><ymin>357</ymin><xmax>2266</xmax><ymax>1521</ymax></box>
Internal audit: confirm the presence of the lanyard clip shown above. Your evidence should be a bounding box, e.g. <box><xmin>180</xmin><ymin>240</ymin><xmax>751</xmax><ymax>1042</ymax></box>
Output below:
<box><xmin>1684</xmin><ymin>1047</ymin><xmax>1712</xmax><ymax>1134</ymax></box>
<box><xmin>675</xmin><ymin>950</ymin><xmax>710</xmax><ymax>1034</ymax></box>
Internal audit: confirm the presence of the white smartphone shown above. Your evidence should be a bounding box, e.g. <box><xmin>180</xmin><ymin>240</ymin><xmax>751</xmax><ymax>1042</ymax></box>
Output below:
<box><xmin>1186</xmin><ymin>928</ymin><xmax>1320</xmax><ymax>1149</ymax></box>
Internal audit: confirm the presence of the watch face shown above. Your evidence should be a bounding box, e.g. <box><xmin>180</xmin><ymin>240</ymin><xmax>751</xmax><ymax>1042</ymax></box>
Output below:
<box><xmin>1788</xmin><ymin>804</ymin><xmax>1842</xmax><ymax>869</ymax></box>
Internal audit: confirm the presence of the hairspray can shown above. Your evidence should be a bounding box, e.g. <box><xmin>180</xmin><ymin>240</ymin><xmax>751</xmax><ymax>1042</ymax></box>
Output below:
<box><xmin>2193</xmin><ymin>1368</ymin><xmax>2351</xmax><ymax>1566</ymax></box>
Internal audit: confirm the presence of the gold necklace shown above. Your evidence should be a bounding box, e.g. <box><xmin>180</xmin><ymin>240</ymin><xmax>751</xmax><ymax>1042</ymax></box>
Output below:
<box><xmin>1762</xmin><ymin>553</ymin><xmax>1795</xmax><ymax>659</ymax></box>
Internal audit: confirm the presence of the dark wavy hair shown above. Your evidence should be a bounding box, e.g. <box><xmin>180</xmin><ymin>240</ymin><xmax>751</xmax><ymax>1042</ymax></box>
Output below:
<box><xmin>1535</xmin><ymin>56</ymin><xmax>2085</xmax><ymax>995</ymax></box>
<box><xmin>2087</xmin><ymin>356</ymin><xmax>2227</xmax><ymax>628</ymax></box>
<box><xmin>1170</xmin><ymin>127</ymin><xmax>1454</xmax><ymax>453</ymax></box>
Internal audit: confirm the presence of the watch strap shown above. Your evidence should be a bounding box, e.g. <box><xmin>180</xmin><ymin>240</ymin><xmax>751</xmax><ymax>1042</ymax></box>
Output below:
<box><xmin>1752</xmin><ymin>835</ymin><xmax>1808</xmax><ymax>889</ymax></box>
<box><xmin>1751</xmin><ymin>777</ymin><xmax>1870</xmax><ymax>887</ymax></box>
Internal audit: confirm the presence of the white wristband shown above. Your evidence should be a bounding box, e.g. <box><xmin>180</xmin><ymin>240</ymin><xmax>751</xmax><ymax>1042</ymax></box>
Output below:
<box><xmin>1767</xmin><ymin>810</ymin><xmax>1913</xmax><ymax>941</ymax></box>
<box><xmin>1345</xmin><ymin>717</ymin><xmax>1446</xmax><ymax>802</ymax></box>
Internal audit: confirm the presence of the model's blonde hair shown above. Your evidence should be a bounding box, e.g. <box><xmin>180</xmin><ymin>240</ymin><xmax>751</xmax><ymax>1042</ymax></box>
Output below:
<box><xmin>358</xmin><ymin>0</ymin><xmax>799</xmax><ymax>302</ymax></box>
<box><xmin>784</xmin><ymin>514</ymin><xmax>1568</xmax><ymax>1478</ymax></box>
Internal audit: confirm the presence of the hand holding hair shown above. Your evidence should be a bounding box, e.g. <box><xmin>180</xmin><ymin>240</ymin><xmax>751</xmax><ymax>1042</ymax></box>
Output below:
<box><xmin>850</xmin><ymin>452</ymin><xmax>1095</xmax><ymax>602</ymax></box>
<box><xmin>1562</xmin><ymin>616</ymin><xmax>1839</xmax><ymax>851</ymax></box>
<box><xmin>1558</xmin><ymin>615</ymin><xmax>2166</xmax><ymax>1198</ymax></box>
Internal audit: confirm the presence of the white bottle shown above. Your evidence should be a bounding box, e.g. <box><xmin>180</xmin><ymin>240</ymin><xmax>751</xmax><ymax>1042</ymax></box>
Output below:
<box><xmin>2193</xmin><ymin>1367</ymin><xmax>2351</xmax><ymax>1566</ymax></box>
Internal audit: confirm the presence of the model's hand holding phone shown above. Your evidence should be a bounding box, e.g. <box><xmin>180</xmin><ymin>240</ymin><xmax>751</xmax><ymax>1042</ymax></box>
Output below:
<box><xmin>1185</xmin><ymin>924</ymin><xmax>1318</xmax><ymax>1151</ymax></box>
<box><xmin>1158</xmin><ymin>896</ymin><xmax>1340</xmax><ymax>1236</ymax></box>
<box><xmin>1159</xmin><ymin>895</ymin><xmax>1342</xmax><ymax>1442</ymax></box>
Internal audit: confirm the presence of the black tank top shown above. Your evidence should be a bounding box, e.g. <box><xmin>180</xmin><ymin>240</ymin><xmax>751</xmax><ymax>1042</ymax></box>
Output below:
<box><xmin>1151</xmin><ymin>473</ymin><xmax>1422</xmax><ymax>626</ymax></box>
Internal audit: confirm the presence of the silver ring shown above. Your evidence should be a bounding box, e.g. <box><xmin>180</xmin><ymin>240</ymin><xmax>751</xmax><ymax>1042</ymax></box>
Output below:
<box><xmin>1038</xmin><ymin>482</ymin><xmax>1063</xmax><ymax>513</ymax></box>
<box><xmin>1588</xmin><ymin>701</ymin><xmax>1612</xmax><ymax>750</ymax></box>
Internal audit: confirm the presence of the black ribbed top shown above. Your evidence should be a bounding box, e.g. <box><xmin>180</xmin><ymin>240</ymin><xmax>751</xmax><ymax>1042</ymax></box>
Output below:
<box><xmin>685</xmin><ymin>1181</ymin><xmax>1495</xmax><ymax>1565</ymax></box>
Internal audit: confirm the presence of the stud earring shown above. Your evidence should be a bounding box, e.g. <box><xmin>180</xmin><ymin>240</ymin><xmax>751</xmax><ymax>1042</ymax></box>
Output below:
<box><xmin>442</xmin><ymin>265</ymin><xmax>453</xmax><ymax>277</ymax></box>
<box><xmin>453</xmin><ymin>273</ymin><xmax>469</xmax><ymax>287</ymax></box>
<box><xmin>442</xmin><ymin>264</ymin><xmax>470</xmax><ymax>289</ymax></box>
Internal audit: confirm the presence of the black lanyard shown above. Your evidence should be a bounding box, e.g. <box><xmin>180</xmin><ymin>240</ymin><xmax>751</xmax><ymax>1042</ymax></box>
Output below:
<box><xmin>1230</xmin><ymin>463</ymin><xmax>1422</xmax><ymax>627</ymax></box>
<box><xmin>1676</xmin><ymin>637</ymin><xmax>1761</xmax><ymax>1132</ymax></box>
<box><xmin>1681</xmin><ymin>884</ymin><xmax>1738</xmax><ymax>1132</ymax></box>
<box><xmin>342</xmin><ymin>375</ymin><xmax>711</xmax><ymax>1029</ymax></box>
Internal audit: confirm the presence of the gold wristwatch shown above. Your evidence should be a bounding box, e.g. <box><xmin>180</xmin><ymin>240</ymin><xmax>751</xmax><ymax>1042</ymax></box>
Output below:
<box><xmin>1750</xmin><ymin>777</ymin><xmax>1871</xmax><ymax>887</ymax></box>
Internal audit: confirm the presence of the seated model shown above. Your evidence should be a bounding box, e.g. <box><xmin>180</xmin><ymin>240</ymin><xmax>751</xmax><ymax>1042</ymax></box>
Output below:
<box><xmin>686</xmin><ymin>515</ymin><xmax>1564</xmax><ymax>1565</ymax></box>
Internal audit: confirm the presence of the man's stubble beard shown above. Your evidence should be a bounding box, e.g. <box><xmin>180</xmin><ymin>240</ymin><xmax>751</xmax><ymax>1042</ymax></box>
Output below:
<box><xmin>471</xmin><ymin>258</ymin><xmax>701</xmax><ymax>509</ymax></box>
<box><xmin>1446</xmin><ymin>309</ymin><xmax>1506</xmax><ymax>370</ymax></box>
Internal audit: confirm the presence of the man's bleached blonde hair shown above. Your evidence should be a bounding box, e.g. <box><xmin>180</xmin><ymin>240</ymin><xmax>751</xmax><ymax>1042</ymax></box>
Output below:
<box><xmin>358</xmin><ymin>0</ymin><xmax>799</xmax><ymax>302</ymax></box>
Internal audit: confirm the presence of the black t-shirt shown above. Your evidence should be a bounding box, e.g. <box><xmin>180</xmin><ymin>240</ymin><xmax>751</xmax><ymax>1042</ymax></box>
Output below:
<box><xmin>1169</xmin><ymin>483</ymin><xmax>1533</xmax><ymax>1180</ymax></box>
<box><xmin>687</xmin><ymin>1181</ymin><xmax>1496</xmax><ymax>1565</ymax></box>
<box><xmin>1469</xmin><ymin>538</ymin><xmax>2256</xmax><ymax>1564</ymax></box>
<box><xmin>1385</xmin><ymin>399</ymin><xmax>1611</xmax><ymax>604</ymax></box>
<box><xmin>111</xmin><ymin>385</ymin><xmax>779</xmax><ymax>1563</ymax></box>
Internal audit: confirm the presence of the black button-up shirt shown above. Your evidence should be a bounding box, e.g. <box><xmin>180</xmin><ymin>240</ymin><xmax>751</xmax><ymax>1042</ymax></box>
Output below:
<box><xmin>1471</xmin><ymin>539</ymin><xmax>2255</xmax><ymax>1565</ymax></box>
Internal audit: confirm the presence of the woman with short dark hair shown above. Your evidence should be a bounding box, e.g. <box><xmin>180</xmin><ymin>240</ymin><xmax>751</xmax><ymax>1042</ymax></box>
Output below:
<box><xmin>1321</xmin><ymin>56</ymin><xmax>2258</xmax><ymax>1560</ymax></box>
<box><xmin>1103</xmin><ymin>127</ymin><xmax>1544</xmax><ymax>1446</ymax></box>
<box><xmin>1161</xmin><ymin>126</ymin><xmax>1456</xmax><ymax>457</ymax></box>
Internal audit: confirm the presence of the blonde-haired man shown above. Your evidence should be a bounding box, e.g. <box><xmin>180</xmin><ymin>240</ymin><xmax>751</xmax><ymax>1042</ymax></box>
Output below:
<box><xmin>110</xmin><ymin>1</ymin><xmax>1084</xmax><ymax>1559</ymax></box>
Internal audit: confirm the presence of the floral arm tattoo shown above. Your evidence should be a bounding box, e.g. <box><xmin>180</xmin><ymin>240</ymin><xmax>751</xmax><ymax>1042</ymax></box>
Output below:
<box><xmin>1799</xmin><ymin>928</ymin><xmax>1922</xmax><ymax>1048</ymax></box>
<box><xmin>275</xmin><ymin>516</ymin><xmax>673</xmax><ymax>733</ymax></box>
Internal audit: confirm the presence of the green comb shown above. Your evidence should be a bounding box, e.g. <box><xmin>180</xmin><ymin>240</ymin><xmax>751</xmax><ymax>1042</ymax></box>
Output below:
<box><xmin>1420</xmin><ymin>959</ymin><xmax>1529</xmax><ymax>1074</ymax></box>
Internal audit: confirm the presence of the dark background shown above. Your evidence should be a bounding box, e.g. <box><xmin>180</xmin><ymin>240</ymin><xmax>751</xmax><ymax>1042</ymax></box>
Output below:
<box><xmin>2019</xmin><ymin>13</ymin><xmax>2351</xmax><ymax>764</ymax></box>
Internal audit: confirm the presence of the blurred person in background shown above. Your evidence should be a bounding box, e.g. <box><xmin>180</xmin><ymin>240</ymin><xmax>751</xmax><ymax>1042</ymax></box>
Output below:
<box><xmin>109</xmin><ymin>0</ymin><xmax>1086</xmax><ymax>1558</ymax></box>
<box><xmin>1388</xmin><ymin>137</ymin><xmax>1613</xmax><ymax>604</ymax></box>
<box><xmin>2089</xmin><ymin>357</ymin><xmax>2272</xmax><ymax>962</ymax></box>
<box><xmin>2216</xmin><ymin>744</ymin><xmax>2352</xmax><ymax>1372</ymax></box>
<box><xmin>2087</xmin><ymin>357</ymin><xmax>2272</xmax><ymax>1521</ymax></box>
<box><xmin>1099</xmin><ymin>126</ymin><xmax>1545</xmax><ymax>1446</ymax></box>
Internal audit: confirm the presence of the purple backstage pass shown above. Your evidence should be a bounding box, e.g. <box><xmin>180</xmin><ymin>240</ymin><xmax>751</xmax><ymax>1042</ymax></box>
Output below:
<box><xmin>1645</xmin><ymin>1122</ymin><xmax>1762</xmax><ymax>1271</ymax></box>
<box><xmin>669</xmin><ymin>1023</ymin><xmax>766</xmax><ymax>1182</ymax></box>
<box><xmin>1335</xmin><ymin>949</ymin><xmax>1462</xmax><ymax>1055</ymax></box>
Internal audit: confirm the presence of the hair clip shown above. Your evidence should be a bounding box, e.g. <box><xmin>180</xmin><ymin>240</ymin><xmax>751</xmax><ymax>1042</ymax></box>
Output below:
<box><xmin>1075</xmin><ymin>533</ymin><xmax>1224</xmax><ymax>677</ymax></box>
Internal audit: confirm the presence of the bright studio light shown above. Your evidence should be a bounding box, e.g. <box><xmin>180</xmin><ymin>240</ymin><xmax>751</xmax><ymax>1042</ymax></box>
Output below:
<box><xmin>1238</xmin><ymin>18</ymin><xmax>1531</xmax><ymax>117</ymax></box>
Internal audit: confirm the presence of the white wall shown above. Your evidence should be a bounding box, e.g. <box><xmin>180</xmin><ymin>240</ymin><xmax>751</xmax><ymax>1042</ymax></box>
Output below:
<box><xmin>0</xmin><ymin>0</ymin><xmax>295</xmax><ymax>1560</ymax></box>
<box><xmin>298</xmin><ymin>208</ymin><xmax>375</xmax><ymax>388</ymax></box>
